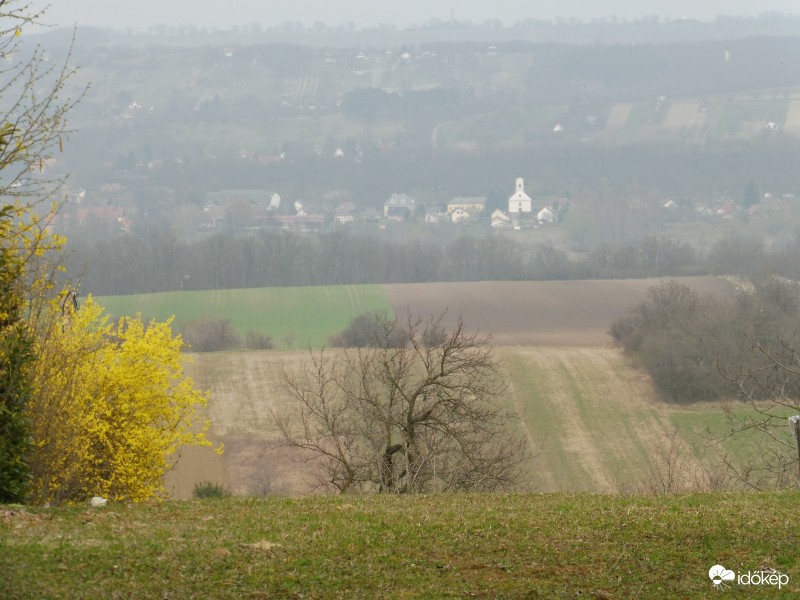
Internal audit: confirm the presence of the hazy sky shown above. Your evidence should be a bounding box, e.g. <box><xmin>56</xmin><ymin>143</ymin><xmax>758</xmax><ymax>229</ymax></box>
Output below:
<box><xmin>43</xmin><ymin>1</ymin><xmax>800</xmax><ymax>31</ymax></box>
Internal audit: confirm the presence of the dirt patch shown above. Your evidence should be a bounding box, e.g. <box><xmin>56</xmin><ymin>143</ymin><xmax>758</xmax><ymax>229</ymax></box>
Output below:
<box><xmin>218</xmin><ymin>434</ymin><xmax>318</xmax><ymax>496</ymax></box>
<box><xmin>164</xmin><ymin>442</ymin><xmax>226</xmax><ymax>500</ymax></box>
<box><xmin>167</xmin><ymin>351</ymin><xmax>325</xmax><ymax>498</ymax></box>
<box><xmin>605</xmin><ymin>102</ymin><xmax>633</xmax><ymax>129</ymax></box>
<box><xmin>785</xmin><ymin>98</ymin><xmax>800</xmax><ymax>133</ymax></box>
<box><xmin>663</xmin><ymin>101</ymin><xmax>707</xmax><ymax>129</ymax></box>
<box><xmin>384</xmin><ymin>277</ymin><xmax>735</xmax><ymax>347</ymax></box>
<box><xmin>163</xmin><ymin>401</ymin><xmax>226</xmax><ymax>500</ymax></box>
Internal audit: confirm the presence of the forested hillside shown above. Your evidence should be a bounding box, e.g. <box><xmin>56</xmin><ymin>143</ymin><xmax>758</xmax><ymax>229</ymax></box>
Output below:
<box><xmin>36</xmin><ymin>18</ymin><xmax>800</xmax><ymax>276</ymax></box>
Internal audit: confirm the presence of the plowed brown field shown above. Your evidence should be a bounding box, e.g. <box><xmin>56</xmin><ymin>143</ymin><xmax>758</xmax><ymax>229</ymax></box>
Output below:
<box><xmin>384</xmin><ymin>277</ymin><xmax>735</xmax><ymax>346</ymax></box>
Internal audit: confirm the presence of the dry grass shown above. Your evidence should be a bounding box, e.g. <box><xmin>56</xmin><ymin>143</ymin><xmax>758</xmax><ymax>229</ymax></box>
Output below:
<box><xmin>167</xmin><ymin>344</ymin><xmax>740</xmax><ymax>497</ymax></box>
<box><xmin>605</xmin><ymin>102</ymin><xmax>634</xmax><ymax>128</ymax></box>
<box><xmin>662</xmin><ymin>101</ymin><xmax>707</xmax><ymax>129</ymax></box>
<box><xmin>784</xmin><ymin>98</ymin><xmax>800</xmax><ymax>133</ymax></box>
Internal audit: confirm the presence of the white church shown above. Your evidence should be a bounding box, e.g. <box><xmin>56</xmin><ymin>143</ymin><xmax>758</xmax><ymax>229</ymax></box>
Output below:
<box><xmin>508</xmin><ymin>177</ymin><xmax>532</xmax><ymax>214</ymax></box>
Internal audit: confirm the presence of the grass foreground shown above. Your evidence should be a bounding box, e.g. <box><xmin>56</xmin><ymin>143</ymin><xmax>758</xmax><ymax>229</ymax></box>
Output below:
<box><xmin>2</xmin><ymin>492</ymin><xmax>800</xmax><ymax>598</ymax></box>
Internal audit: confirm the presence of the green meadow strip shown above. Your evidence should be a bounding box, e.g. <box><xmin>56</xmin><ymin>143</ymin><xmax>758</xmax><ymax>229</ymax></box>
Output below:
<box><xmin>94</xmin><ymin>285</ymin><xmax>393</xmax><ymax>349</ymax></box>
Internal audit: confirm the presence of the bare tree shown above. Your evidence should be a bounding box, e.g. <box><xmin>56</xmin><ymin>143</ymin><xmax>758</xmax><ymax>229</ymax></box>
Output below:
<box><xmin>0</xmin><ymin>3</ymin><xmax>83</xmax><ymax>208</ymax></box>
<box><xmin>274</xmin><ymin>312</ymin><xmax>531</xmax><ymax>494</ymax></box>
<box><xmin>718</xmin><ymin>334</ymin><xmax>800</xmax><ymax>490</ymax></box>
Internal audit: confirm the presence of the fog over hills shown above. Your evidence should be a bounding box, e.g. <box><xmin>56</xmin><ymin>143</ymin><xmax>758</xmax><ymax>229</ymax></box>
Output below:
<box><xmin>46</xmin><ymin>0</ymin><xmax>800</xmax><ymax>31</ymax></box>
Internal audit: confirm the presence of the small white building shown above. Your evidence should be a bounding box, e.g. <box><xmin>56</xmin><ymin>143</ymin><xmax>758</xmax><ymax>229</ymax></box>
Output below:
<box><xmin>334</xmin><ymin>210</ymin><xmax>354</xmax><ymax>224</ymax></box>
<box><xmin>447</xmin><ymin>197</ymin><xmax>486</xmax><ymax>215</ymax></box>
<box><xmin>450</xmin><ymin>207</ymin><xmax>472</xmax><ymax>223</ymax></box>
<box><xmin>508</xmin><ymin>178</ymin><xmax>532</xmax><ymax>214</ymax></box>
<box><xmin>490</xmin><ymin>209</ymin><xmax>512</xmax><ymax>228</ymax></box>
<box><xmin>384</xmin><ymin>193</ymin><xmax>416</xmax><ymax>218</ymax></box>
<box><xmin>537</xmin><ymin>207</ymin><xmax>555</xmax><ymax>223</ymax></box>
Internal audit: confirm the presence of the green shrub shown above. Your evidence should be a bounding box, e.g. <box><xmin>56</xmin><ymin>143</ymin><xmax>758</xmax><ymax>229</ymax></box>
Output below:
<box><xmin>0</xmin><ymin>213</ymin><xmax>34</xmax><ymax>503</ymax></box>
<box><xmin>192</xmin><ymin>481</ymin><xmax>231</xmax><ymax>499</ymax></box>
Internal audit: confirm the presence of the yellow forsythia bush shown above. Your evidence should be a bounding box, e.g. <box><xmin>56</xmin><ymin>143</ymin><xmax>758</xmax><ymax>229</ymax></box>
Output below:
<box><xmin>26</xmin><ymin>296</ymin><xmax>214</xmax><ymax>504</ymax></box>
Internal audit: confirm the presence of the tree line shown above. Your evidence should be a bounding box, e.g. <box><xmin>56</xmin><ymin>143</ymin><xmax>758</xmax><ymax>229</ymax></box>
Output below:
<box><xmin>611</xmin><ymin>275</ymin><xmax>800</xmax><ymax>487</ymax></box>
<box><xmin>68</xmin><ymin>229</ymin><xmax>707</xmax><ymax>295</ymax></box>
<box><xmin>70</xmin><ymin>228</ymin><xmax>800</xmax><ymax>296</ymax></box>
<box><xmin>610</xmin><ymin>276</ymin><xmax>800</xmax><ymax>404</ymax></box>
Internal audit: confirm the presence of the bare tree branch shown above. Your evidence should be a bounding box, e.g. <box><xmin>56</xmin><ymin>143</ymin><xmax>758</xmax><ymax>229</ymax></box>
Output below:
<box><xmin>274</xmin><ymin>311</ymin><xmax>532</xmax><ymax>494</ymax></box>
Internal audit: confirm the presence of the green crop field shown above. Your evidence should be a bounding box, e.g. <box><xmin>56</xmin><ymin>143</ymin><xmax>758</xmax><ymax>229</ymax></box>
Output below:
<box><xmin>500</xmin><ymin>347</ymin><xmax>674</xmax><ymax>492</ymax></box>
<box><xmin>94</xmin><ymin>284</ymin><xmax>393</xmax><ymax>349</ymax></box>
<box><xmin>669</xmin><ymin>403</ymin><xmax>796</xmax><ymax>470</ymax></box>
<box><xmin>622</xmin><ymin>102</ymin><xmax>650</xmax><ymax>139</ymax></box>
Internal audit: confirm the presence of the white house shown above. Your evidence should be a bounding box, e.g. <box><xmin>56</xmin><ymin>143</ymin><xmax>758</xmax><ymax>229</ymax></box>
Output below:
<box><xmin>490</xmin><ymin>209</ymin><xmax>512</xmax><ymax>228</ymax></box>
<box><xmin>384</xmin><ymin>193</ymin><xmax>416</xmax><ymax>218</ymax></box>
<box><xmin>334</xmin><ymin>210</ymin><xmax>354</xmax><ymax>224</ymax></box>
<box><xmin>508</xmin><ymin>178</ymin><xmax>532</xmax><ymax>214</ymax></box>
<box><xmin>450</xmin><ymin>207</ymin><xmax>472</xmax><ymax>223</ymax></box>
<box><xmin>536</xmin><ymin>206</ymin><xmax>555</xmax><ymax>223</ymax></box>
<box><xmin>447</xmin><ymin>197</ymin><xmax>486</xmax><ymax>215</ymax></box>
<box><xmin>536</xmin><ymin>206</ymin><xmax>556</xmax><ymax>223</ymax></box>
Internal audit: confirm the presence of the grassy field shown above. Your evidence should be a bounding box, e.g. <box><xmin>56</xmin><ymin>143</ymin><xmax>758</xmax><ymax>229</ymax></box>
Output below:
<box><xmin>500</xmin><ymin>347</ymin><xmax>674</xmax><ymax>492</ymax></box>
<box><xmin>3</xmin><ymin>493</ymin><xmax>799</xmax><ymax>598</ymax></box>
<box><xmin>88</xmin><ymin>277</ymin><xmax>749</xmax><ymax>497</ymax></box>
<box><xmin>93</xmin><ymin>278</ymin><xmax>767</xmax><ymax>497</ymax></box>
<box><xmin>168</xmin><ymin>344</ymin><xmax>785</xmax><ymax>499</ymax></box>
<box><xmin>94</xmin><ymin>284</ymin><xmax>392</xmax><ymax>349</ymax></box>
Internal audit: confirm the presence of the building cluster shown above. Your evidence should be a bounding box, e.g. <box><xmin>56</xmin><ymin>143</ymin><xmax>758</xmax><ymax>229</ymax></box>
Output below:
<box><xmin>493</xmin><ymin>177</ymin><xmax>557</xmax><ymax>229</ymax></box>
<box><xmin>198</xmin><ymin>177</ymin><xmax>562</xmax><ymax>232</ymax></box>
<box><xmin>53</xmin><ymin>177</ymin><xmax>562</xmax><ymax>236</ymax></box>
<box><xmin>418</xmin><ymin>178</ymin><xmax>559</xmax><ymax>229</ymax></box>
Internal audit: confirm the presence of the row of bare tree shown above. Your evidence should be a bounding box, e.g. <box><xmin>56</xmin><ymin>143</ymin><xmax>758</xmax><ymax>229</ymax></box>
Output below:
<box><xmin>69</xmin><ymin>229</ymin><xmax>705</xmax><ymax>295</ymax></box>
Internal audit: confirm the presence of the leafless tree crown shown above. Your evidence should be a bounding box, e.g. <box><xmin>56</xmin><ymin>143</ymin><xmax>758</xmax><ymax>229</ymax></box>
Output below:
<box><xmin>274</xmin><ymin>312</ymin><xmax>531</xmax><ymax>493</ymax></box>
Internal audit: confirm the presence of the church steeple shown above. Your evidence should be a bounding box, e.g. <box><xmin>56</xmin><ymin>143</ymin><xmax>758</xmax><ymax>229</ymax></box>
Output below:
<box><xmin>508</xmin><ymin>176</ymin><xmax>532</xmax><ymax>214</ymax></box>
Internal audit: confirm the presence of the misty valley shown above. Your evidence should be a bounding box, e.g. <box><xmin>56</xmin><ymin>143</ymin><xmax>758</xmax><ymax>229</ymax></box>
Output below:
<box><xmin>5</xmin><ymin>9</ymin><xmax>800</xmax><ymax>598</ymax></box>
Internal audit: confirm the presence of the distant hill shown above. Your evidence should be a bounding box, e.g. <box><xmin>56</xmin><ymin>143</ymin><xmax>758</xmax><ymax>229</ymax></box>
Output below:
<box><xmin>55</xmin><ymin>29</ymin><xmax>800</xmax><ymax>209</ymax></box>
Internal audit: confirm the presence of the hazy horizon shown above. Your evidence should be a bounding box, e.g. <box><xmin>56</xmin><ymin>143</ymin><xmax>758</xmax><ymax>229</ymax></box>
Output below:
<box><xmin>43</xmin><ymin>0</ymin><xmax>800</xmax><ymax>32</ymax></box>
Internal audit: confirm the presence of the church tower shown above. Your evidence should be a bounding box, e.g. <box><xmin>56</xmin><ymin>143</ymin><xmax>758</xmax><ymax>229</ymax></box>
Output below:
<box><xmin>508</xmin><ymin>177</ymin><xmax>532</xmax><ymax>213</ymax></box>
